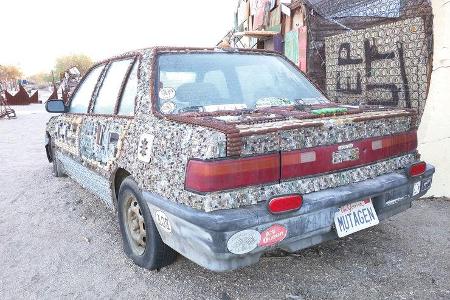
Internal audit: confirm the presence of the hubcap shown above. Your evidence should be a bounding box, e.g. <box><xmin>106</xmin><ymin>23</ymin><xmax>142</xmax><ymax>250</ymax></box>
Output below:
<box><xmin>124</xmin><ymin>195</ymin><xmax>147</xmax><ymax>255</ymax></box>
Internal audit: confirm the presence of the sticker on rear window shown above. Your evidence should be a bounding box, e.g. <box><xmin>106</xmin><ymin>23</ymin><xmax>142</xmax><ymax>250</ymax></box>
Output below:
<box><xmin>159</xmin><ymin>87</ymin><xmax>176</xmax><ymax>100</ymax></box>
<box><xmin>160</xmin><ymin>101</ymin><xmax>176</xmax><ymax>114</ymax></box>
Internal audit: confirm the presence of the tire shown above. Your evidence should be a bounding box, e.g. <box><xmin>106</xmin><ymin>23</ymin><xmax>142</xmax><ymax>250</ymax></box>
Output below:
<box><xmin>117</xmin><ymin>177</ymin><xmax>177</xmax><ymax>270</ymax></box>
<box><xmin>50</xmin><ymin>139</ymin><xmax>65</xmax><ymax>177</ymax></box>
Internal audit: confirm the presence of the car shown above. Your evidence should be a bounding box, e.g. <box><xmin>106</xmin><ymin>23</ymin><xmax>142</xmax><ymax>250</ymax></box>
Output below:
<box><xmin>44</xmin><ymin>46</ymin><xmax>435</xmax><ymax>272</ymax></box>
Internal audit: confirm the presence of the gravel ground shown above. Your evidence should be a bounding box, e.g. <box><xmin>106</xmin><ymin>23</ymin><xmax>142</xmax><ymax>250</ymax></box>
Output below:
<box><xmin>0</xmin><ymin>105</ymin><xmax>449</xmax><ymax>300</ymax></box>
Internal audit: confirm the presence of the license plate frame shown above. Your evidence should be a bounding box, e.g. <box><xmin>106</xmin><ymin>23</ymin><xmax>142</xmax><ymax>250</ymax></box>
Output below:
<box><xmin>334</xmin><ymin>199</ymin><xmax>380</xmax><ymax>238</ymax></box>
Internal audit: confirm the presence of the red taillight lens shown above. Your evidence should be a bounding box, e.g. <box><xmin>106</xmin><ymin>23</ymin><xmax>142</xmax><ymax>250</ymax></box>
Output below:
<box><xmin>409</xmin><ymin>162</ymin><xmax>426</xmax><ymax>177</ymax></box>
<box><xmin>281</xmin><ymin>131</ymin><xmax>417</xmax><ymax>180</ymax></box>
<box><xmin>268</xmin><ymin>195</ymin><xmax>303</xmax><ymax>214</ymax></box>
<box><xmin>185</xmin><ymin>154</ymin><xmax>280</xmax><ymax>193</ymax></box>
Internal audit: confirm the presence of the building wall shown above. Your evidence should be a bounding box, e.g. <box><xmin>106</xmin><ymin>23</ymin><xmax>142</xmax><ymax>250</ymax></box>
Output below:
<box><xmin>418</xmin><ymin>0</ymin><xmax>450</xmax><ymax>197</ymax></box>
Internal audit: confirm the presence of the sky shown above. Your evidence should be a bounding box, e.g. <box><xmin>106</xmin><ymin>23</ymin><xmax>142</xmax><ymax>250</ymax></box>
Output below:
<box><xmin>0</xmin><ymin>0</ymin><xmax>236</xmax><ymax>76</ymax></box>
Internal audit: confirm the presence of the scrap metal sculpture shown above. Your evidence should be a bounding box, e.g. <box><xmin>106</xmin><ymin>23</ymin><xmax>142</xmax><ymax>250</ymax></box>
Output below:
<box><xmin>4</xmin><ymin>85</ymin><xmax>39</xmax><ymax>105</ymax></box>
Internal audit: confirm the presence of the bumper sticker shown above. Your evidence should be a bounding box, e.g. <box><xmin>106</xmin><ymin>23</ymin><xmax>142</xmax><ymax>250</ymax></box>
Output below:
<box><xmin>155</xmin><ymin>211</ymin><xmax>172</xmax><ymax>233</ymax></box>
<box><xmin>227</xmin><ymin>230</ymin><xmax>261</xmax><ymax>255</ymax></box>
<box><xmin>258</xmin><ymin>224</ymin><xmax>288</xmax><ymax>247</ymax></box>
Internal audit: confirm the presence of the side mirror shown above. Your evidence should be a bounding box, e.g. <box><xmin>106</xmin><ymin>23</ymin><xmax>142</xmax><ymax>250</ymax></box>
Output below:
<box><xmin>45</xmin><ymin>99</ymin><xmax>67</xmax><ymax>113</ymax></box>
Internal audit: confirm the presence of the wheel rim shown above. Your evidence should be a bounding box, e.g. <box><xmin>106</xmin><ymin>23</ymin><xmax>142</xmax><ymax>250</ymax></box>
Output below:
<box><xmin>123</xmin><ymin>194</ymin><xmax>147</xmax><ymax>255</ymax></box>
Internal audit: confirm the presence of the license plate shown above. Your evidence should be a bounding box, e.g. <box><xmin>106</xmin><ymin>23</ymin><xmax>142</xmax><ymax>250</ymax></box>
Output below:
<box><xmin>334</xmin><ymin>199</ymin><xmax>379</xmax><ymax>238</ymax></box>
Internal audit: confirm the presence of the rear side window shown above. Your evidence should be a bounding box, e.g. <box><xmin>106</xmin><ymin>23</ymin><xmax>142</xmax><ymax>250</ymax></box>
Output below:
<box><xmin>118</xmin><ymin>61</ymin><xmax>139</xmax><ymax>116</ymax></box>
<box><xmin>93</xmin><ymin>59</ymin><xmax>134</xmax><ymax>114</ymax></box>
<box><xmin>69</xmin><ymin>64</ymin><xmax>105</xmax><ymax>113</ymax></box>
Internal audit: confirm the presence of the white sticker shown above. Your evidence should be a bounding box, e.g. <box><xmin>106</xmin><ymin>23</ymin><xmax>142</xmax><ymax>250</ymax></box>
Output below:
<box><xmin>137</xmin><ymin>133</ymin><xmax>154</xmax><ymax>163</ymax></box>
<box><xmin>227</xmin><ymin>230</ymin><xmax>261</xmax><ymax>255</ymax></box>
<box><xmin>160</xmin><ymin>101</ymin><xmax>176</xmax><ymax>114</ymax></box>
<box><xmin>413</xmin><ymin>181</ymin><xmax>421</xmax><ymax>196</ymax></box>
<box><xmin>155</xmin><ymin>211</ymin><xmax>172</xmax><ymax>233</ymax></box>
<box><xmin>338</xmin><ymin>143</ymin><xmax>354</xmax><ymax>150</ymax></box>
<box><xmin>159</xmin><ymin>87</ymin><xmax>176</xmax><ymax>100</ymax></box>
<box><xmin>203</xmin><ymin>104</ymin><xmax>247</xmax><ymax>112</ymax></box>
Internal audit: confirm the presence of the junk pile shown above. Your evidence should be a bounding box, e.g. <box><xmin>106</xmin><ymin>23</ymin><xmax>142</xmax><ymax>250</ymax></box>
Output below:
<box><xmin>47</xmin><ymin>67</ymin><xmax>82</xmax><ymax>103</ymax></box>
<box><xmin>222</xmin><ymin>0</ymin><xmax>433</xmax><ymax>123</ymax></box>
<box><xmin>58</xmin><ymin>67</ymin><xmax>81</xmax><ymax>104</ymax></box>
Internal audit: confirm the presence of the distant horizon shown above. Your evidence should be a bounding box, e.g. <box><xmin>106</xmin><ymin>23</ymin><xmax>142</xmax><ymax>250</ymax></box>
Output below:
<box><xmin>0</xmin><ymin>0</ymin><xmax>236</xmax><ymax>76</ymax></box>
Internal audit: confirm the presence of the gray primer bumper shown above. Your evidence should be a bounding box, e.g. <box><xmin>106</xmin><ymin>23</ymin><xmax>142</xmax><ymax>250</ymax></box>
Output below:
<box><xmin>143</xmin><ymin>165</ymin><xmax>435</xmax><ymax>272</ymax></box>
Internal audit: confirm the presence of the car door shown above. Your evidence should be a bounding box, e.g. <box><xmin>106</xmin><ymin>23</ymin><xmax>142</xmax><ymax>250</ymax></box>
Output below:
<box><xmin>53</xmin><ymin>63</ymin><xmax>107</xmax><ymax>159</ymax></box>
<box><xmin>79</xmin><ymin>57</ymin><xmax>137</xmax><ymax>174</ymax></box>
<box><xmin>53</xmin><ymin>57</ymin><xmax>139</xmax><ymax>208</ymax></box>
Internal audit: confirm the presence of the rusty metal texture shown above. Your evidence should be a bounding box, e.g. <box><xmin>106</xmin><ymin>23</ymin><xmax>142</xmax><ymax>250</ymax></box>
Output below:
<box><xmin>47</xmin><ymin>85</ymin><xmax>58</xmax><ymax>101</ymax></box>
<box><xmin>4</xmin><ymin>85</ymin><xmax>39</xmax><ymax>105</ymax></box>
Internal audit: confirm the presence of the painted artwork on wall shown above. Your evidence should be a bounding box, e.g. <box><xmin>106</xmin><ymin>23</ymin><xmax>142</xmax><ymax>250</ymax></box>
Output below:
<box><xmin>253</xmin><ymin>0</ymin><xmax>274</xmax><ymax>29</ymax></box>
<box><xmin>284</xmin><ymin>30</ymin><xmax>299</xmax><ymax>65</ymax></box>
<box><xmin>268</xmin><ymin>5</ymin><xmax>281</xmax><ymax>32</ymax></box>
<box><xmin>237</xmin><ymin>0</ymin><xmax>250</xmax><ymax>26</ymax></box>
<box><xmin>284</xmin><ymin>27</ymin><xmax>308</xmax><ymax>72</ymax></box>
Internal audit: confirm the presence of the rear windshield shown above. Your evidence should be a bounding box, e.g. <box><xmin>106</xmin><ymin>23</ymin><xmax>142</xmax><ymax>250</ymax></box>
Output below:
<box><xmin>156</xmin><ymin>52</ymin><xmax>328</xmax><ymax>114</ymax></box>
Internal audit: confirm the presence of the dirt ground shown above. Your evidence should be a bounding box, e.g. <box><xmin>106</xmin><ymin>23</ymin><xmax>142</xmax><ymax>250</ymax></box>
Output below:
<box><xmin>0</xmin><ymin>104</ymin><xmax>449</xmax><ymax>300</ymax></box>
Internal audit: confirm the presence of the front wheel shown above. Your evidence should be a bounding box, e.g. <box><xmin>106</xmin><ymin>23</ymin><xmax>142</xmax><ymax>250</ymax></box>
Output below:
<box><xmin>117</xmin><ymin>177</ymin><xmax>177</xmax><ymax>270</ymax></box>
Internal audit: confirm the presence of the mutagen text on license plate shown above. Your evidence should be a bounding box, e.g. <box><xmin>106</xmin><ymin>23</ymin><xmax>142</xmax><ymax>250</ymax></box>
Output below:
<box><xmin>334</xmin><ymin>199</ymin><xmax>379</xmax><ymax>238</ymax></box>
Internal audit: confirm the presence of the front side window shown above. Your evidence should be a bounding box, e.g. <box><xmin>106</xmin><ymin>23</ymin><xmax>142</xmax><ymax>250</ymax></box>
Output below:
<box><xmin>93</xmin><ymin>59</ymin><xmax>134</xmax><ymax>114</ymax></box>
<box><xmin>69</xmin><ymin>64</ymin><xmax>105</xmax><ymax>113</ymax></box>
<box><xmin>156</xmin><ymin>53</ymin><xmax>328</xmax><ymax>114</ymax></box>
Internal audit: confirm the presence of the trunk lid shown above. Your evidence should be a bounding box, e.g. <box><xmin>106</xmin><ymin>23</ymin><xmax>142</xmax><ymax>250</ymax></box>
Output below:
<box><xmin>176</xmin><ymin>106</ymin><xmax>418</xmax><ymax>194</ymax></box>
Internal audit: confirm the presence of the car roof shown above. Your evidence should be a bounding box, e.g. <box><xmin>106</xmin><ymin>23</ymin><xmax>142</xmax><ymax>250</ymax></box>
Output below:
<box><xmin>93</xmin><ymin>46</ymin><xmax>282</xmax><ymax>66</ymax></box>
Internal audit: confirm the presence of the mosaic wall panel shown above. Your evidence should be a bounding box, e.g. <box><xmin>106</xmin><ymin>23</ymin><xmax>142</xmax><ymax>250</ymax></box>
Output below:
<box><xmin>325</xmin><ymin>17</ymin><xmax>430</xmax><ymax>121</ymax></box>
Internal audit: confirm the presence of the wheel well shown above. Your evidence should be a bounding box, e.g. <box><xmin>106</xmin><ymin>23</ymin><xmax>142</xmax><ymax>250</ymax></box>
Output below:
<box><xmin>113</xmin><ymin>168</ymin><xmax>131</xmax><ymax>205</ymax></box>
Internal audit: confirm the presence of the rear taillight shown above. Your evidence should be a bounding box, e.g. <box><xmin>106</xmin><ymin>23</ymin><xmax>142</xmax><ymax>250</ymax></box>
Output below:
<box><xmin>281</xmin><ymin>131</ymin><xmax>417</xmax><ymax>180</ymax></box>
<box><xmin>408</xmin><ymin>162</ymin><xmax>426</xmax><ymax>177</ymax></box>
<box><xmin>186</xmin><ymin>131</ymin><xmax>418</xmax><ymax>193</ymax></box>
<box><xmin>185</xmin><ymin>154</ymin><xmax>280</xmax><ymax>193</ymax></box>
<box><xmin>268</xmin><ymin>195</ymin><xmax>303</xmax><ymax>214</ymax></box>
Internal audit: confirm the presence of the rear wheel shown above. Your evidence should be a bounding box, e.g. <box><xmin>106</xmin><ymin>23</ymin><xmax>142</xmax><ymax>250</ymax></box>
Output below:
<box><xmin>117</xmin><ymin>177</ymin><xmax>177</xmax><ymax>270</ymax></box>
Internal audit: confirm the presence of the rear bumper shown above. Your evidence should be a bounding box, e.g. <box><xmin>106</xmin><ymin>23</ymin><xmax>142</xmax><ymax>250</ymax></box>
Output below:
<box><xmin>143</xmin><ymin>164</ymin><xmax>435</xmax><ymax>272</ymax></box>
